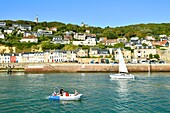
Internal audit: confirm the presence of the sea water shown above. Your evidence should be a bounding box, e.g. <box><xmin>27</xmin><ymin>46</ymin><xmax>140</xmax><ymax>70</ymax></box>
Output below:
<box><xmin>0</xmin><ymin>72</ymin><xmax>169</xmax><ymax>113</ymax></box>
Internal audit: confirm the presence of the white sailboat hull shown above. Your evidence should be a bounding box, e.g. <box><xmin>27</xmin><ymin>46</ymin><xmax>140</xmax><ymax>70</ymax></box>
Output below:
<box><xmin>110</xmin><ymin>73</ymin><xmax>135</xmax><ymax>79</ymax></box>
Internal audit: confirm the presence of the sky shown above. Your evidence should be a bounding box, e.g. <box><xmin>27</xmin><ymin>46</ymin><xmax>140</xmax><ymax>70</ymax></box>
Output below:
<box><xmin>0</xmin><ymin>0</ymin><xmax>170</xmax><ymax>28</ymax></box>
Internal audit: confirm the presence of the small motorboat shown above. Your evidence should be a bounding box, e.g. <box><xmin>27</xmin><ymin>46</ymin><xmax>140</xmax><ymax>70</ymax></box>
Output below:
<box><xmin>49</xmin><ymin>94</ymin><xmax>83</xmax><ymax>100</ymax></box>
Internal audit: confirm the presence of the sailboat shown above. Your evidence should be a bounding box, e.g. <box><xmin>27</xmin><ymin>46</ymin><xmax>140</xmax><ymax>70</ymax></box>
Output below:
<box><xmin>110</xmin><ymin>48</ymin><xmax>135</xmax><ymax>79</ymax></box>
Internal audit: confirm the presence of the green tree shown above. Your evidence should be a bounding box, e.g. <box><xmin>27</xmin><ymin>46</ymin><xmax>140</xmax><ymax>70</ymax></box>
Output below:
<box><xmin>113</xmin><ymin>42</ymin><xmax>124</xmax><ymax>48</ymax></box>
<box><xmin>149</xmin><ymin>54</ymin><xmax>153</xmax><ymax>59</ymax></box>
<box><xmin>142</xmin><ymin>43</ymin><xmax>148</xmax><ymax>46</ymax></box>
<box><xmin>102</xmin><ymin>29</ymin><xmax>117</xmax><ymax>39</ymax></box>
<box><xmin>154</xmin><ymin>54</ymin><xmax>160</xmax><ymax>59</ymax></box>
<box><xmin>82</xmin><ymin>45</ymin><xmax>90</xmax><ymax>50</ymax></box>
<box><xmin>98</xmin><ymin>43</ymin><xmax>106</xmax><ymax>49</ymax></box>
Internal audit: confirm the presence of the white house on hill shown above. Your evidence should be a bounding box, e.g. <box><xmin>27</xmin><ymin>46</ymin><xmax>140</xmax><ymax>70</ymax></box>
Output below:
<box><xmin>73</xmin><ymin>37</ymin><xmax>96</xmax><ymax>46</ymax></box>
<box><xmin>20</xmin><ymin>35</ymin><xmax>38</xmax><ymax>43</ymax></box>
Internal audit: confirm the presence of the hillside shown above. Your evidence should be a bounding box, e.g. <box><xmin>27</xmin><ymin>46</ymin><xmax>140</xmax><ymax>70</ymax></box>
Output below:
<box><xmin>1</xmin><ymin>20</ymin><xmax>170</xmax><ymax>38</ymax></box>
<box><xmin>0</xmin><ymin>20</ymin><xmax>170</xmax><ymax>52</ymax></box>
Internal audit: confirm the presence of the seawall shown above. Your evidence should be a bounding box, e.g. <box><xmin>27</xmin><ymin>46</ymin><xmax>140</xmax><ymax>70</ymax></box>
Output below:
<box><xmin>24</xmin><ymin>63</ymin><xmax>170</xmax><ymax>73</ymax></box>
<box><xmin>1</xmin><ymin>63</ymin><xmax>170</xmax><ymax>73</ymax></box>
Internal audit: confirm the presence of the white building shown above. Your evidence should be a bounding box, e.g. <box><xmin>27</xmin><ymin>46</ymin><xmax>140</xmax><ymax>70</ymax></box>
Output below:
<box><xmin>159</xmin><ymin>34</ymin><xmax>167</xmax><ymax>38</ymax></box>
<box><xmin>4</xmin><ymin>29</ymin><xmax>13</xmax><ymax>34</ymax></box>
<box><xmin>52</xmin><ymin>36</ymin><xmax>70</xmax><ymax>44</ymax></box>
<box><xmin>0</xmin><ymin>33</ymin><xmax>5</xmax><ymax>39</ymax></box>
<box><xmin>47</xmin><ymin>50</ymin><xmax>64</xmax><ymax>62</ymax></box>
<box><xmin>0</xmin><ymin>22</ymin><xmax>6</xmax><ymax>27</ymax></box>
<box><xmin>19</xmin><ymin>25</ymin><xmax>31</xmax><ymax>31</ymax></box>
<box><xmin>22</xmin><ymin>52</ymin><xmax>45</xmax><ymax>63</ymax></box>
<box><xmin>16</xmin><ymin>53</ymin><xmax>23</xmax><ymax>63</ymax></box>
<box><xmin>20</xmin><ymin>36</ymin><xmax>38</xmax><ymax>43</ymax></box>
<box><xmin>38</xmin><ymin>29</ymin><xmax>53</xmax><ymax>36</ymax></box>
<box><xmin>146</xmin><ymin>36</ymin><xmax>155</xmax><ymax>40</ymax></box>
<box><xmin>74</xmin><ymin>33</ymin><xmax>86</xmax><ymax>40</ymax></box>
<box><xmin>0</xmin><ymin>54</ymin><xmax>10</xmax><ymax>63</ymax></box>
<box><xmin>73</xmin><ymin>37</ymin><xmax>96</xmax><ymax>46</ymax></box>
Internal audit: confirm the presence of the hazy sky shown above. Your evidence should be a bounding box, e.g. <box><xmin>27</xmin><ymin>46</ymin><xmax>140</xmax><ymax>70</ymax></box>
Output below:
<box><xmin>0</xmin><ymin>0</ymin><xmax>170</xmax><ymax>27</ymax></box>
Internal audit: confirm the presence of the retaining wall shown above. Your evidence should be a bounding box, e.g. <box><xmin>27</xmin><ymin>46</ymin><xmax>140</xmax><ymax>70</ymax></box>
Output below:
<box><xmin>24</xmin><ymin>64</ymin><xmax>170</xmax><ymax>73</ymax></box>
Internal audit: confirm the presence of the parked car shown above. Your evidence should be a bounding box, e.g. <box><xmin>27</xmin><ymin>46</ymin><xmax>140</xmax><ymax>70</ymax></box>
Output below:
<box><xmin>140</xmin><ymin>59</ymin><xmax>148</xmax><ymax>64</ymax></box>
<box><xmin>95</xmin><ymin>62</ymin><xmax>99</xmax><ymax>64</ymax></box>
<box><xmin>149</xmin><ymin>60</ymin><xmax>158</xmax><ymax>64</ymax></box>
<box><xmin>127</xmin><ymin>61</ymin><xmax>131</xmax><ymax>64</ymax></box>
<box><xmin>159</xmin><ymin>60</ymin><xmax>166</xmax><ymax>64</ymax></box>
<box><xmin>110</xmin><ymin>61</ymin><xmax>118</xmax><ymax>65</ymax></box>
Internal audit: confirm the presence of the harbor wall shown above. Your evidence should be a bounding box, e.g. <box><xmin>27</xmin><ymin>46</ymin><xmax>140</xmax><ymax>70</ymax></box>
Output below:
<box><xmin>24</xmin><ymin>63</ymin><xmax>170</xmax><ymax>73</ymax></box>
<box><xmin>1</xmin><ymin>63</ymin><xmax>170</xmax><ymax>73</ymax></box>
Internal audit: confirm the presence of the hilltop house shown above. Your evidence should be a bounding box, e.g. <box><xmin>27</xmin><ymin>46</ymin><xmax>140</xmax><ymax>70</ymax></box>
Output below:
<box><xmin>146</xmin><ymin>36</ymin><xmax>155</xmax><ymax>40</ymax></box>
<box><xmin>20</xmin><ymin>35</ymin><xmax>38</xmax><ymax>43</ymax></box>
<box><xmin>74</xmin><ymin>33</ymin><xmax>86</xmax><ymax>40</ymax></box>
<box><xmin>152</xmin><ymin>40</ymin><xmax>169</xmax><ymax>47</ymax></box>
<box><xmin>104</xmin><ymin>39</ymin><xmax>117</xmax><ymax>46</ymax></box>
<box><xmin>159</xmin><ymin>34</ymin><xmax>167</xmax><ymax>38</ymax></box>
<box><xmin>46</xmin><ymin>27</ymin><xmax>57</xmax><ymax>32</ymax></box>
<box><xmin>0</xmin><ymin>22</ymin><xmax>6</xmax><ymax>27</ymax></box>
<box><xmin>141</xmin><ymin>39</ymin><xmax>153</xmax><ymax>46</ymax></box>
<box><xmin>4</xmin><ymin>28</ymin><xmax>13</xmax><ymax>34</ymax></box>
<box><xmin>73</xmin><ymin>36</ymin><xmax>96</xmax><ymax>46</ymax></box>
<box><xmin>23</xmin><ymin>31</ymin><xmax>38</xmax><ymax>37</ymax></box>
<box><xmin>52</xmin><ymin>36</ymin><xmax>70</xmax><ymax>44</ymax></box>
<box><xmin>37</xmin><ymin>29</ymin><xmax>53</xmax><ymax>36</ymax></box>
<box><xmin>0</xmin><ymin>33</ymin><xmax>5</xmax><ymax>39</ymax></box>
<box><xmin>64</xmin><ymin>35</ymin><xmax>73</xmax><ymax>40</ymax></box>
<box><xmin>117</xmin><ymin>37</ymin><xmax>127</xmax><ymax>43</ymax></box>
<box><xmin>160</xmin><ymin>40</ymin><xmax>169</xmax><ymax>47</ymax></box>
<box><xmin>19</xmin><ymin>24</ymin><xmax>31</xmax><ymax>31</ymax></box>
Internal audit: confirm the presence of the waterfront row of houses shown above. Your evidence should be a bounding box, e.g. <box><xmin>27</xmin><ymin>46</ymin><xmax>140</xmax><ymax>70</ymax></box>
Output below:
<box><xmin>0</xmin><ymin>46</ymin><xmax>163</xmax><ymax>63</ymax></box>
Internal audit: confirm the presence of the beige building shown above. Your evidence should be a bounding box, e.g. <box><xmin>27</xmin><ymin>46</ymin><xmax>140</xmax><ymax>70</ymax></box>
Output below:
<box><xmin>133</xmin><ymin>46</ymin><xmax>156</xmax><ymax>59</ymax></box>
<box><xmin>76</xmin><ymin>49</ymin><xmax>88</xmax><ymax>57</ymax></box>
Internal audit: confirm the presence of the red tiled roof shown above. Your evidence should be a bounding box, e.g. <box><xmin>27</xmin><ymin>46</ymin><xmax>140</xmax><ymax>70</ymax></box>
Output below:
<box><xmin>160</xmin><ymin>40</ymin><xmax>168</xmax><ymax>45</ymax></box>
<box><xmin>22</xmin><ymin>35</ymin><xmax>36</xmax><ymax>39</ymax></box>
<box><xmin>64</xmin><ymin>35</ymin><xmax>72</xmax><ymax>39</ymax></box>
<box><xmin>87</xmin><ymin>34</ymin><xmax>96</xmax><ymax>37</ymax></box>
<box><xmin>106</xmin><ymin>39</ymin><xmax>117</xmax><ymax>43</ymax></box>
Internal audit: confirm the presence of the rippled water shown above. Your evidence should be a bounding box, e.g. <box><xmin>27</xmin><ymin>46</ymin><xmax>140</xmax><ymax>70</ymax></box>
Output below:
<box><xmin>0</xmin><ymin>72</ymin><xmax>170</xmax><ymax>113</ymax></box>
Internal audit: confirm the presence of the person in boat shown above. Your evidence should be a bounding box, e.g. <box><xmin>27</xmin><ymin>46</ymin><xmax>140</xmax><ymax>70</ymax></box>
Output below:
<box><xmin>53</xmin><ymin>91</ymin><xmax>57</xmax><ymax>96</ymax></box>
<box><xmin>74</xmin><ymin>90</ymin><xmax>79</xmax><ymax>96</ymax></box>
<box><xmin>65</xmin><ymin>91</ymin><xmax>69</xmax><ymax>96</ymax></box>
<box><xmin>59</xmin><ymin>88</ymin><xmax>64</xmax><ymax>96</ymax></box>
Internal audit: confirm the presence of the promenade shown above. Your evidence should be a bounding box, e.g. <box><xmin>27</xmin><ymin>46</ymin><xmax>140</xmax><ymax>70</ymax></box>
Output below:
<box><xmin>1</xmin><ymin>63</ymin><xmax>170</xmax><ymax>73</ymax></box>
